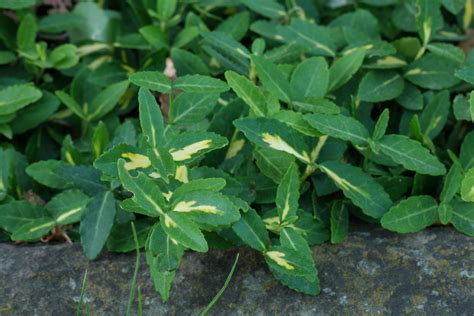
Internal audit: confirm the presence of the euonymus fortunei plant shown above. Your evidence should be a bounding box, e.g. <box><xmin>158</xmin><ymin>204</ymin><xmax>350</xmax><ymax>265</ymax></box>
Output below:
<box><xmin>0</xmin><ymin>0</ymin><xmax>473</xmax><ymax>301</ymax></box>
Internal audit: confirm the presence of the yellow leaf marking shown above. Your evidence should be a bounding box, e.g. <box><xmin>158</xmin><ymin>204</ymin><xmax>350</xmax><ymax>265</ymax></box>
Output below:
<box><xmin>164</xmin><ymin>214</ymin><xmax>177</xmax><ymax>228</ymax></box>
<box><xmin>175</xmin><ymin>165</ymin><xmax>188</xmax><ymax>183</ymax></box>
<box><xmin>170</xmin><ymin>140</ymin><xmax>212</xmax><ymax>162</ymax></box>
<box><xmin>375</xmin><ymin>56</ymin><xmax>406</xmax><ymax>67</ymax></box>
<box><xmin>121</xmin><ymin>153</ymin><xmax>151</xmax><ymax>170</ymax></box>
<box><xmin>56</xmin><ymin>207</ymin><xmax>82</xmax><ymax>223</ymax></box>
<box><xmin>261</xmin><ymin>133</ymin><xmax>310</xmax><ymax>163</ymax></box>
<box><xmin>266</xmin><ymin>251</ymin><xmax>294</xmax><ymax>270</ymax></box>
<box><xmin>149</xmin><ymin>172</ymin><xmax>160</xmax><ymax>179</ymax></box>
<box><xmin>163</xmin><ymin>191</ymin><xmax>173</xmax><ymax>201</ymax></box>
<box><xmin>225</xmin><ymin>139</ymin><xmax>245</xmax><ymax>160</ymax></box>
<box><xmin>320</xmin><ymin>165</ymin><xmax>369</xmax><ymax>198</ymax></box>
<box><xmin>281</xmin><ymin>196</ymin><xmax>290</xmax><ymax>221</ymax></box>
<box><xmin>173</xmin><ymin>201</ymin><xmax>221</xmax><ymax>214</ymax></box>
<box><xmin>29</xmin><ymin>221</ymin><xmax>55</xmax><ymax>233</ymax></box>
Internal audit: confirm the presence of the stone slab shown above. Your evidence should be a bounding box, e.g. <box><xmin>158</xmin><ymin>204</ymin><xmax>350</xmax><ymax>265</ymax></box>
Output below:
<box><xmin>0</xmin><ymin>224</ymin><xmax>473</xmax><ymax>315</ymax></box>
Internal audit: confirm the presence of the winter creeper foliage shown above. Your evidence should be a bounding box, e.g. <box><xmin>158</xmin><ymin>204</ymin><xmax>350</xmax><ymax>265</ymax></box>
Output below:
<box><xmin>0</xmin><ymin>0</ymin><xmax>473</xmax><ymax>301</ymax></box>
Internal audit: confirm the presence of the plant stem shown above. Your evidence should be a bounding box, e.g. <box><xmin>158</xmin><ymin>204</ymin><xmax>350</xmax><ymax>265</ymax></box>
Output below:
<box><xmin>126</xmin><ymin>222</ymin><xmax>141</xmax><ymax>316</ymax></box>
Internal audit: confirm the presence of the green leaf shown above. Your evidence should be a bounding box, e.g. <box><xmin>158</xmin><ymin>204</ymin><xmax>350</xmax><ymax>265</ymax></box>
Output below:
<box><xmin>17</xmin><ymin>14</ymin><xmax>37</xmax><ymax>54</ymax></box>
<box><xmin>426</xmin><ymin>43</ymin><xmax>464</xmax><ymax>65</ymax></box>
<box><xmin>319</xmin><ymin>161</ymin><xmax>393</xmax><ymax>218</ymax></box>
<box><xmin>0</xmin><ymin>85</ymin><xmax>42</xmax><ymax>116</ymax></box>
<box><xmin>174</xmin><ymin>75</ymin><xmax>229</xmax><ymax>93</ymax></box>
<box><xmin>201</xmin><ymin>31</ymin><xmax>250</xmax><ymax>73</ymax></box>
<box><xmin>147</xmin><ymin>147</ymin><xmax>175</xmax><ymax>183</ymax></box>
<box><xmin>276</xmin><ymin>18</ymin><xmax>335</xmax><ymax>57</ymax></box>
<box><xmin>328</xmin><ymin>47</ymin><xmax>366</xmax><ymax>92</ymax></box>
<box><xmin>419</xmin><ymin>90</ymin><xmax>450</xmax><ymax>139</ymax></box>
<box><xmin>38</xmin><ymin>12</ymin><xmax>83</xmax><ymax>34</ymax></box>
<box><xmin>173</xmin><ymin>178</ymin><xmax>226</xmax><ymax>196</ymax></box>
<box><xmin>290</xmin><ymin>57</ymin><xmax>329</xmax><ymax>100</ymax></box>
<box><xmin>129</xmin><ymin>71</ymin><xmax>172</xmax><ymax>93</ymax></box>
<box><xmin>293</xmin><ymin>98</ymin><xmax>340</xmax><ymax>114</ymax></box>
<box><xmin>171</xmin><ymin>48</ymin><xmax>209</xmax><ymax>76</ymax></box>
<box><xmin>156</xmin><ymin>0</ymin><xmax>177</xmax><ymax>21</ymax></box>
<box><xmin>272</xmin><ymin>110</ymin><xmax>320</xmax><ymax>137</ymax></box>
<box><xmin>0</xmin><ymin>0</ymin><xmax>37</xmax><ymax>9</ymax></box>
<box><xmin>169</xmin><ymin>92</ymin><xmax>219</xmax><ymax>124</ymax></box>
<box><xmin>55</xmin><ymin>90</ymin><xmax>86</xmax><ymax>120</ymax></box>
<box><xmin>168</xmin><ymin>132</ymin><xmax>228</xmax><ymax>163</ymax></box>
<box><xmin>276</xmin><ymin>163</ymin><xmax>299</xmax><ymax>223</ymax></box>
<box><xmin>358</xmin><ymin>70</ymin><xmax>404</xmax><ymax>102</ymax></box>
<box><xmin>48</xmin><ymin>44</ymin><xmax>79</xmax><ymax>69</ymax></box>
<box><xmin>376</xmin><ymin>134</ymin><xmax>446</xmax><ymax>176</ymax></box>
<box><xmin>381</xmin><ymin>195</ymin><xmax>438</xmax><ymax>233</ymax></box>
<box><xmin>138</xmin><ymin>88</ymin><xmax>164</xmax><ymax>148</ymax></box>
<box><xmin>0</xmin><ymin>51</ymin><xmax>16</xmax><ymax>65</ymax></box>
<box><xmin>11</xmin><ymin>91</ymin><xmax>59</xmax><ymax>134</ymax></box>
<box><xmin>171</xmin><ymin>190</ymin><xmax>240</xmax><ymax>228</ymax></box>
<box><xmin>449</xmin><ymin>199</ymin><xmax>474</xmax><ymax>236</ymax></box>
<box><xmin>11</xmin><ymin>217</ymin><xmax>55</xmax><ymax>241</ymax></box>
<box><xmin>455</xmin><ymin>64</ymin><xmax>474</xmax><ymax>85</ymax></box>
<box><xmin>460</xmin><ymin>131</ymin><xmax>474</xmax><ymax>170</ymax></box>
<box><xmin>26</xmin><ymin>160</ymin><xmax>72</xmax><ymax>189</ymax></box>
<box><xmin>231</xmin><ymin>208</ymin><xmax>270</xmax><ymax>252</ymax></box>
<box><xmin>330</xmin><ymin>200</ymin><xmax>349</xmax><ymax>244</ymax></box>
<box><xmin>46</xmin><ymin>190</ymin><xmax>90</xmax><ymax>225</ymax></box>
<box><xmin>57</xmin><ymin>165</ymin><xmax>107</xmax><ymax>196</ymax></box>
<box><xmin>274</xmin><ymin>228</ymin><xmax>320</xmax><ymax>295</ymax></box>
<box><xmin>80</xmin><ymin>191</ymin><xmax>117</xmax><ymax>260</ymax></box>
<box><xmin>461</xmin><ymin>168</ymin><xmax>474</xmax><ymax>202</ymax></box>
<box><xmin>225</xmin><ymin>71</ymin><xmax>267</xmax><ymax>116</ymax></box>
<box><xmin>234</xmin><ymin>117</ymin><xmax>312</xmax><ymax>164</ymax></box>
<box><xmin>396</xmin><ymin>83</ymin><xmax>423</xmax><ymax>110</ymax></box>
<box><xmin>264</xmin><ymin>245</ymin><xmax>316</xmax><ymax>278</ymax></box>
<box><xmin>0</xmin><ymin>201</ymin><xmax>43</xmax><ymax>233</ymax></box>
<box><xmin>405</xmin><ymin>53</ymin><xmax>460</xmax><ymax>90</ymax></box>
<box><xmin>304</xmin><ymin>113</ymin><xmax>370</xmax><ymax>146</ymax></box>
<box><xmin>241</xmin><ymin>0</ymin><xmax>286</xmax><ymax>19</ymax></box>
<box><xmin>92</xmin><ymin>121</ymin><xmax>109</xmax><ymax>158</ymax></box>
<box><xmin>438</xmin><ymin>203</ymin><xmax>453</xmax><ymax>225</ymax></box>
<box><xmin>94</xmin><ymin>144</ymin><xmax>147</xmax><ymax>179</ymax></box>
<box><xmin>372</xmin><ymin>109</ymin><xmax>390</xmax><ymax>141</ymax></box>
<box><xmin>440</xmin><ymin>163</ymin><xmax>463</xmax><ymax>203</ymax></box>
<box><xmin>160</xmin><ymin>211</ymin><xmax>208</xmax><ymax>252</ymax></box>
<box><xmin>118</xmin><ymin>160</ymin><xmax>166</xmax><ymax>217</ymax></box>
<box><xmin>216</xmin><ymin>11</ymin><xmax>250</xmax><ymax>41</ymax></box>
<box><xmin>254</xmin><ymin>148</ymin><xmax>295</xmax><ymax>183</ymax></box>
<box><xmin>87</xmin><ymin>81</ymin><xmax>129</xmax><ymax>121</ymax></box>
<box><xmin>252</xmin><ymin>55</ymin><xmax>291</xmax><ymax>103</ymax></box>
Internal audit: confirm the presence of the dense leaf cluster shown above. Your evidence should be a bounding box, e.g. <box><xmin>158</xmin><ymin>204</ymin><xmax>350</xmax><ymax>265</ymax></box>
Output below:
<box><xmin>0</xmin><ymin>0</ymin><xmax>473</xmax><ymax>300</ymax></box>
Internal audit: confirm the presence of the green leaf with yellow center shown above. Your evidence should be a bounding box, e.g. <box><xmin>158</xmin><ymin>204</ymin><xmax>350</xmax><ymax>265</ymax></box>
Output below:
<box><xmin>276</xmin><ymin>163</ymin><xmax>299</xmax><ymax>223</ymax></box>
<box><xmin>160</xmin><ymin>211</ymin><xmax>208</xmax><ymax>252</ymax></box>
<box><xmin>118</xmin><ymin>159</ymin><xmax>166</xmax><ymax>217</ymax></box>
<box><xmin>234</xmin><ymin>117</ymin><xmax>312</xmax><ymax>164</ymax></box>
<box><xmin>264</xmin><ymin>245</ymin><xmax>316</xmax><ymax>278</ymax></box>
<box><xmin>171</xmin><ymin>191</ymin><xmax>240</xmax><ymax>228</ymax></box>
<box><xmin>139</xmin><ymin>88</ymin><xmax>164</xmax><ymax>148</ymax></box>
<box><xmin>319</xmin><ymin>161</ymin><xmax>393</xmax><ymax>219</ymax></box>
<box><xmin>168</xmin><ymin>132</ymin><xmax>228</xmax><ymax>163</ymax></box>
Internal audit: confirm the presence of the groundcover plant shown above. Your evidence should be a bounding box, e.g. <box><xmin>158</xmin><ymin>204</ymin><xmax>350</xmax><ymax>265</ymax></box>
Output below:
<box><xmin>0</xmin><ymin>0</ymin><xmax>473</xmax><ymax>301</ymax></box>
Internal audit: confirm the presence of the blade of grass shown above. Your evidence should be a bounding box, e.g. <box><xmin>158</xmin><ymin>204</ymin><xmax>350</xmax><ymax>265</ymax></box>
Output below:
<box><xmin>200</xmin><ymin>253</ymin><xmax>240</xmax><ymax>316</ymax></box>
<box><xmin>126</xmin><ymin>221</ymin><xmax>141</xmax><ymax>316</ymax></box>
<box><xmin>137</xmin><ymin>286</ymin><xmax>143</xmax><ymax>316</ymax></box>
<box><xmin>76</xmin><ymin>269</ymin><xmax>88</xmax><ymax>316</ymax></box>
